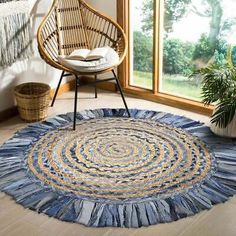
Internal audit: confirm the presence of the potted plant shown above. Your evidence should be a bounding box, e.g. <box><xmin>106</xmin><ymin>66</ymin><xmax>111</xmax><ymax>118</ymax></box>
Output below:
<box><xmin>192</xmin><ymin>48</ymin><xmax>236</xmax><ymax>137</ymax></box>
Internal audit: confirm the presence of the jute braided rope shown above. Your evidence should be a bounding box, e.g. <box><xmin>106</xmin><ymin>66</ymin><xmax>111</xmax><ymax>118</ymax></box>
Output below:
<box><xmin>28</xmin><ymin>118</ymin><xmax>212</xmax><ymax>200</ymax></box>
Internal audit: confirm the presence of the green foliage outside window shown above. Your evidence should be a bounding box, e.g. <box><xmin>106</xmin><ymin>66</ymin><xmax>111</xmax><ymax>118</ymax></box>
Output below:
<box><xmin>163</xmin><ymin>39</ymin><xmax>195</xmax><ymax>76</ymax></box>
<box><xmin>133</xmin><ymin>31</ymin><xmax>153</xmax><ymax>73</ymax></box>
<box><xmin>133</xmin><ymin>31</ymin><xmax>236</xmax><ymax>76</ymax></box>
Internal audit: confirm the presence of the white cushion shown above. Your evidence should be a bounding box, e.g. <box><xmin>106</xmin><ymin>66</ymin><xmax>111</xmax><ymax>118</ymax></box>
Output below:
<box><xmin>57</xmin><ymin>47</ymin><xmax>119</xmax><ymax>73</ymax></box>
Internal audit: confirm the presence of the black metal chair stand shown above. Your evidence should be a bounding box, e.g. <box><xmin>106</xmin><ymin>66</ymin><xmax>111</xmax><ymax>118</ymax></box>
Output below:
<box><xmin>51</xmin><ymin>70</ymin><xmax>131</xmax><ymax>130</ymax></box>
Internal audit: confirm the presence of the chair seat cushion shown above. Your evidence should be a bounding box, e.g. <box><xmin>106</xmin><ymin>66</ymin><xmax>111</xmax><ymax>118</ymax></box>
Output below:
<box><xmin>57</xmin><ymin>47</ymin><xmax>119</xmax><ymax>73</ymax></box>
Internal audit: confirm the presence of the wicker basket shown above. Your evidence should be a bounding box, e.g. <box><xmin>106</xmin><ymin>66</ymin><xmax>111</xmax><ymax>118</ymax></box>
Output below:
<box><xmin>14</xmin><ymin>82</ymin><xmax>51</xmax><ymax>122</ymax></box>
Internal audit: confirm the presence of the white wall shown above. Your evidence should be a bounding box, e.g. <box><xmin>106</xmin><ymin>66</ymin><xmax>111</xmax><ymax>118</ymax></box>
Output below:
<box><xmin>86</xmin><ymin>0</ymin><xmax>117</xmax><ymax>20</ymax></box>
<box><xmin>0</xmin><ymin>0</ymin><xmax>117</xmax><ymax>112</ymax></box>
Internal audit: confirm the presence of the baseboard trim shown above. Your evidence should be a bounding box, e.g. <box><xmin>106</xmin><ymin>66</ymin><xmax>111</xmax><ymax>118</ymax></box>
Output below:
<box><xmin>0</xmin><ymin>80</ymin><xmax>76</xmax><ymax>122</ymax></box>
<box><xmin>50</xmin><ymin>79</ymin><xmax>76</xmax><ymax>98</ymax></box>
<box><xmin>0</xmin><ymin>106</ymin><xmax>18</xmax><ymax>122</ymax></box>
<box><xmin>0</xmin><ymin>77</ymin><xmax>116</xmax><ymax>122</ymax></box>
<box><xmin>80</xmin><ymin>76</ymin><xmax>117</xmax><ymax>92</ymax></box>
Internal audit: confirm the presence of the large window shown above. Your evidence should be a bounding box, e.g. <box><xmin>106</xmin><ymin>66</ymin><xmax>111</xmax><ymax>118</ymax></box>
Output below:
<box><xmin>121</xmin><ymin>0</ymin><xmax>236</xmax><ymax>113</ymax></box>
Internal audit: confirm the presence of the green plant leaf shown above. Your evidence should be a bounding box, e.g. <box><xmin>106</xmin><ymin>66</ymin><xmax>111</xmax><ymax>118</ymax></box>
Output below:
<box><xmin>227</xmin><ymin>45</ymin><xmax>234</xmax><ymax>68</ymax></box>
<box><xmin>211</xmin><ymin>98</ymin><xmax>236</xmax><ymax>128</ymax></box>
<box><xmin>200</xmin><ymin>64</ymin><xmax>233</xmax><ymax>104</ymax></box>
<box><xmin>191</xmin><ymin>55</ymin><xmax>236</xmax><ymax>127</ymax></box>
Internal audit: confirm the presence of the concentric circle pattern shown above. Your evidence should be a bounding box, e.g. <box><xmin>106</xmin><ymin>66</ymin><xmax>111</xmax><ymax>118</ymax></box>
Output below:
<box><xmin>28</xmin><ymin>117</ymin><xmax>213</xmax><ymax>202</ymax></box>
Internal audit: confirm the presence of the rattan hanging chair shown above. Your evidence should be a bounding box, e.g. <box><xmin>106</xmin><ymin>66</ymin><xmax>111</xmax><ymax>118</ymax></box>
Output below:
<box><xmin>37</xmin><ymin>0</ymin><xmax>130</xmax><ymax>130</ymax></box>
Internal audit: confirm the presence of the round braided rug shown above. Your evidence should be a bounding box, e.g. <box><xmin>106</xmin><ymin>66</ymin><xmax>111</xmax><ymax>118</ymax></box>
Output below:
<box><xmin>0</xmin><ymin>109</ymin><xmax>236</xmax><ymax>228</ymax></box>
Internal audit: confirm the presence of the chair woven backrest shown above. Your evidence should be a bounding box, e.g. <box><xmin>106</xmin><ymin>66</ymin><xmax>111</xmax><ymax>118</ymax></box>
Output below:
<box><xmin>37</xmin><ymin>0</ymin><xmax>127</xmax><ymax>72</ymax></box>
<box><xmin>57</xmin><ymin>0</ymin><xmax>89</xmax><ymax>55</ymax></box>
<box><xmin>81</xmin><ymin>3</ymin><xmax>121</xmax><ymax>52</ymax></box>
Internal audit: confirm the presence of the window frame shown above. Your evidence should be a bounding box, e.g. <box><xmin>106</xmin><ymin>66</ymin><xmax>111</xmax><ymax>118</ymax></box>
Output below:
<box><xmin>117</xmin><ymin>0</ymin><xmax>214</xmax><ymax>116</ymax></box>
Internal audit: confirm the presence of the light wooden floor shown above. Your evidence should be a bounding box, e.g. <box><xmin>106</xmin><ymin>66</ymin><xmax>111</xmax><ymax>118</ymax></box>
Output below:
<box><xmin>0</xmin><ymin>88</ymin><xmax>236</xmax><ymax>236</ymax></box>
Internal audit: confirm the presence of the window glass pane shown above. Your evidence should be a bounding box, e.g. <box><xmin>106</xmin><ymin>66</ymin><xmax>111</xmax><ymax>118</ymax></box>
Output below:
<box><xmin>130</xmin><ymin>0</ymin><xmax>154</xmax><ymax>89</ymax></box>
<box><xmin>160</xmin><ymin>0</ymin><xmax>236</xmax><ymax>101</ymax></box>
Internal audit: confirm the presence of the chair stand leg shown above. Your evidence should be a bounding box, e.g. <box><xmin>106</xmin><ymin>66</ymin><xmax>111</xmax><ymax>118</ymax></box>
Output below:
<box><xmin>112</xmin><ymin>70</ymin><xmax>131</xmax><ymax>117</ymax></box>
<box><xmin>73</xmin><ymin>75</ymin><xmax>79</xmax><ymax>130</ymax></box>
<box><xmin>95</xmin><ymin>75</ymin><xmax>98</xmax><ymax>98</ymax></box>
<box><xmin>51</xmin><ymin>71</ymin><xmax>65</xmax><ymax>107</ymax></box>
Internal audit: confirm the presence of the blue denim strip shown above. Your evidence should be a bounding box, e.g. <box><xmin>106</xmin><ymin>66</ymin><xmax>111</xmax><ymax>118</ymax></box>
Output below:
<box><xmin>0</xmin><ymin>108</ymin><xmax>235</xmax><ymax>227</ymax></box>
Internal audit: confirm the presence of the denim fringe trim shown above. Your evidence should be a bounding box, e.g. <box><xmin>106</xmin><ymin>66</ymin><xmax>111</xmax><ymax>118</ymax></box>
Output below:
<box><xmin>0</xmin><ymin>108</ymin><xmax>235</xmax><ymax>228</ymax></box>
